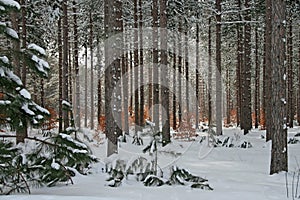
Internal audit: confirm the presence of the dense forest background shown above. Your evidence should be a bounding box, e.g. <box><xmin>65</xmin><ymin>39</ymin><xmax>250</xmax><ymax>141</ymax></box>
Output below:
<box><xmin>0</xmin><ymin>0</ymin><xmax>300</xmax><ymax>194</ymax></box>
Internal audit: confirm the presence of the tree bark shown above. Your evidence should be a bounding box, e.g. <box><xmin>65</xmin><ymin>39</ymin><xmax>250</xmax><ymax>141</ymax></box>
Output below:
<box><xmin>160</xmin><ymin>0</ymin><xmax>170</xmax><ymax>146</ymax></box>
<box><xmin>58</xmin><ymin>18</ymin><xmax>63</xmax><ymax>133</ymax></box>
<box><xmin>196</xmin><ymin>23</ymin><xmax>200</xmax><ymax>129</ymax></box>
<box><xmin>73</xmin><ymin>1</ymin><xmax>80</xmax><ymax>129</ymax></box>
<box><xmin>287</xmin><ymin>16</ymin><xmax>294</xmax><ymax>128</ymax></box>
<box><xmin>254</xmin><ymin>26</ymin><xmax>260</xmax><ymax>129</ymax></box>
<box><xmin>215</xmin><ymin>0</ymin><xmax>222</xmax><ymax>136</ymax></box>
<box><xmin>62</xmin><ymin>0</ymin><xmax>69</xmax><ymax>129</ymax></box>
<box><xmin>265</xmin><ymin>0</ymin><xmax>273</xmax><ymax>141</ymax></box>
<box><xmin>153</xmin><ymin>0</ymin><xmax>160</xmax><ymax>132</ymax></box>
<box><xmin>134</xmin><ymin>0</ymin><xmax>140</xmax><ymax>134</ymax></box>
<box><xmin>105</xmin><ymin>0</ymin><xmax>118</xmax><ymax>157</ymax></box>
<box><xmin>270</xmin><ymin>0</ymin><xmax>287</xmax><ymax>175</ymax></box>
<box><xmin>89</xmin><ymin>11</ymin><xmax>94</xmax><ymax>130</ymax></box>
<box><xmin>208</xmin><ymin>17</ymin><xmax>212</xmax><ymax>128</ymax></box>
<box><xmin>178</xmin><ymin>22</ymin><xmax>183</xmax><ymax>128</ymax></box>
<box><xmin>242</xmin><ymin>0</ymin><xmax>252</xmax><ymax>135</ymax></box>
<box><xmin>139</xmin><ymin>0</ymin><xmax>144</xmax><ymax>128</ymax></box>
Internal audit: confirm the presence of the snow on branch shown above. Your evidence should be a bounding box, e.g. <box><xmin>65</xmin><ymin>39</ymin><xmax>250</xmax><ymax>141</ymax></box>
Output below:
<box><xmin>27</xmin><ymin>43</ymin><xmax>46</xmax><ymax>56</ymax></box>
<box><xmin>0</xmin><ymin>0</ymin><xmax>20</xmax><ymax>10</ymax></box>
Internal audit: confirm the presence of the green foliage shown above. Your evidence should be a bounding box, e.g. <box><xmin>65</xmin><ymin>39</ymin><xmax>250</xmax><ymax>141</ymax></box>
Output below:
<box><xmin>0</xmin><ymin>133</ymin><xmax>98</xmax><ymax>194</ymax></box>
<box><xmin>105</xmin><ymin>158</ymin><xmax>212</xmax><ymax>190</ymax></box>
<box><xmin>168</xmin><ymin>166</ymin><xmax>207</xmax><ymax>185</ymax></box>
<box><xmin>0</xmin><ymin>141</ymin><xmax>31</xmax><ymax>194</ymax></box>
<box><xmin>143</xmin><ymin>175</ymin><xmax>165</xmax><ymax>187</ymax></box>
<box><xmin>0</xmin><ymin>0</ymin><xmax>50</xmax><ymax>132</ymax></box>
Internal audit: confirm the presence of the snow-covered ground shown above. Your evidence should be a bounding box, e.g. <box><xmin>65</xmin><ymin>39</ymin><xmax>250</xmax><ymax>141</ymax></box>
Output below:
<box><xmin>2</xmin><ymin>127</ymin><xmax>300</xmax><ymax>200</ymax></box>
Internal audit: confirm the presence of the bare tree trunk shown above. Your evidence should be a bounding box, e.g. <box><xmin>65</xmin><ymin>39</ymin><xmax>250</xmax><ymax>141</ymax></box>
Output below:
<box><xmin>160</xmin><ymin>0</ymin><xmax>170</xmax><ymax>146</ymax></box>
<box><xmin>134</xmin><ymin>0</ymin><xmax>140</xmax><ymax>134</ymax></box>
<box><xmin>298</xmin><ymin>30</ymin><xmax>300</xmax><ymax>125</ymax></box>
<box><xmin>89</xmin><ymin>11</ymin><xmax>94</xmax><ymax>130</ymax></box>
<box><xmin>139</xmin><ymin>0</ymin><xmax>144</xmax><ymax>128</ymax></box>
<box><xmin>254</xmin><ymin>26</ymin><xmax>260</xmax><ymax>129</ymax></box>
<box><xmin>265</xmin><ymin>0</ymin><xmax>272</xmax><ymax>141</ymax></box>
<box><xmin>122</xmin><ymin>41</ymin><xmax>129</xmax><ymax>135</ymax></box>
<box><xmin>226</xmin><ymin>67</ymin><xmax>231</xmax><ymax>125</ymax></box>
<box><xmin>153</xmin><ymin>0</ymin><xmax>159</xmax><ymax>132</ymax></box>
<box><xmin>114</xmin><ymin>0</ymin><xmax>123</xmax><ymax>137</ymax></box>
<box><xmin>208</xmin><ymin>17</ymin><xmax>212</xmax><ymax>128</ymax></box>
<box><xmin>105</xmin><ymin>0</ymin><xmax>121</xmax><ymax>156</ymax></box>
<box><xmin>236</xmin><ymin>0</ymin><xmax>243</xmax><ymax>129</ymax></box>
<box><xmin>172</xmin><ymin>38</ymin><xmax>177</xmax><ymax>130</ymax></box>
<box><xmin>184</xmin><ymin>30</ymin><xmax>189</xmax><ymax>115</ymax></box>
<box><xmin>73</xmin><ymin>1</ymin><xmax>80</xmax><ymax>129</ymax></box>
<box><xmin>195</xmin><ymin>23</ymin><xmax>200</xmax><ymax>129</ymax></box>
<box><xmin>84</xmin><ymin>42</ymin><xmax>88</xmax><ymax>128</ymax></box>
<box><xmin>215</xmin><ymin>0</ymin><xmax>222</xmax><ymax>136</ymax></box>
<box><xmin>270</xmin><ymin>0</ymin><xmax>287</xmax><ymax>175</ymax></box>
<box><xmin>58</xmin><ymin>18</ymin><xmax>63</xmax><ymax>133</ymax></box>
<box><xmin>62</xmin><ymin>0</ymin><xmax>69</xmax><ymax>129</ymax></box>
<box><xmin>287</xmin><ymin>16</ymin><xmax>294</xmax><ymax>128</ymax></box>
<box><xmin>242</xmin><ymin>0</ymin><xmax>252</xmax><ymax>135</ymax></box>
<box><xmin>97</xmin><ymin>37</ymin><xmax>102</xmax><ymax>129</ymax></box>
<box><xmin>178</xmin><ymin>22</ymin><xmax>183</xmax><ymax>128</ymax></box>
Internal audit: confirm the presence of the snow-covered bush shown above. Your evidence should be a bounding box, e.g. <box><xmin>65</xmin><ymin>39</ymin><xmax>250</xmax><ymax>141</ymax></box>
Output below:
<box><xmin>0</xmin><ymin>133</ymin><xmax>98</xmax><ymax>194</ymax></box>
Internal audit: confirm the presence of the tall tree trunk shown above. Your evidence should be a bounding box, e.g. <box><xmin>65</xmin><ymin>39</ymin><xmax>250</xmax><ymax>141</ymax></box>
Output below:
<box><xmin>20</xmin><ymin>0</ymin><xmax>27</xmax><ymax>85</ymax></box>
<box><xmin>265</xmin><ymin>0</ymin><xmax>273</xmax><ymax>141</ymax></box>
<box><xmin>89</xmin><ymin>11</ymin><xmax>94</xmax><ymax>130</ymax></box>
<box><xmin>208</xmin><ymin>17</ymin><xmax>212</xmax><ymax>128</ymax></box>
<box><xmin>184</xmin><ymin>30</ymin><xmax>189</xmax><ymax>115</ymax></box>
<box><xmin>270</xmin><ymin>0</ymin><xmax>287</xmax><ymax>175</ymax></box>
<box><xmin>215</xmin><ymin>0</ymin><xmax>222</xmax><ymax>135</ymax></box>
<box><xmin>226</xmin><ymin>67</ymin><xmax>231</xmax><ymax>125</ymax></box>
<box><xmin>134</xmin><ymin>0</ymin><xmax>140</xmax><ymax>134</ymax></box>
<box><xmin>195</xmin><ymin>23</ymin><xmax>200</xmax><ymax>129</ymax></box>
<box><xmin>160</xmin><ymin>0</ymin><xmax>170</xmax><ymax>146</ymax></box>
<box><xmin>11</xmin><ymin>6</ymin><xmax>27</xmax><ymax>143</ymax></box>
<box><xmin>114</xmin><ymin>0</ymin><xmax>123</xmax><ymax>137</ymax></box>
<box><xmin>73</xmin><ymin>1</ymin><xmax>80</xmax><ymax>129</ymax></box>
<box><xmin>122</xmin><ymin>36</ymin><xmax>129</xmax><ymax>135</ymax></box>
<box><xmin>254</xmin><ymin>26</ymin><xmax>260</xmax><ymax>129</ymax></box>
<box><xmin>97</xmin><ymin>37</ymin><xmax>102</xmax><ymax>129</ymax></box>
<box><xmin>287</xmin><ymin>16</ymin><xmax>294</xmax><ymax>128</ymax></box>
<box><xmin>84</xmin><ymin>42</ymin><xmax>88</xmax><ymax>128</ymax></box>
<box><xmin>236</xmin><ymin>0</ymin><xmax>243</xmax><ymax>128</ymax></box>
<box><xmin>298</xmin><ymin>29</ymin><xmax>300</xmax><ymax>125</ymax></box>
<box><xmin>153</xmin><ymin>0</ymin><xmax>159</xmax><ymax>132</ymax></box>
<box><xmin>178</xmin><ymin>22</ymin><xmax>183</xmax><ymax>128</ymax></box>
<box><xmin>139</xmin><ymin>0</ymin><xmax>144</xmax><ymax>128</ymax></box>
<box><xmin>58</xmin><ymin>18</ymin><xmax>63</xmax><ymax>133</ymax></box>
<box><xmin>62</xmin><ymin>0</ymin><xmax>69</xmax><ymax>129</ymax></box>
<box><xmin>105</xmin><ymin>0</ymin><xmax>120</xmax><ymax>156</ymax></box>
<box><xmin>242</xmin><ymin>0</ymin><xmax>252</xmax><ymax>134</ymax></box>
<box><xmin>130</xmin><ymin>45</ymin><xmax>134</xmax><ymax>117</ymax></box>
<box><xmin>172</xmin><ymin>38</ymin><xmax>177</xmax><ymax>130</ymax></box>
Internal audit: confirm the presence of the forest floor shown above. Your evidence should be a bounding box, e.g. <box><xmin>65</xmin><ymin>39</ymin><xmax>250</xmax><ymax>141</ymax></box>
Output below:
<box><xmin>2</xmin><ymin>126</ymin><xmax>300</xmax><ymax>200</ymax></box>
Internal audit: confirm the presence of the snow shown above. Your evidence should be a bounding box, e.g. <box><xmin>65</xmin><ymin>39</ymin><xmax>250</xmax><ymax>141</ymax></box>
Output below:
<box><xmin>0</xmin><ymin>100</ymin><xmax>11</xmax><ymax>105</ymax></box>
<box><xmin>0</xmin><ymin>0</ymin><xmax>20</xmax><ymax>10</ymax></box>
<box><xmin>62</xmin><ymin>100</ymin><xmax>72</xmax><ymax>108</ymax></box>
<box><xmin>2</xmin><ymin>127</ymin><xmax>300</xmax><ymax>200</ymax></box>
<box><xmin>28</xmin><ymin>43</ymin><xmax>46</xmax><ymax>56</ymax></box>
<box><xmin>51</xmin><ymin>162</ymin><xmax>60</xmax><ymax>170</ymax></box>
<box><xmin>19</xmin><ymin>88</ymin><xmax>31</xmax><ymax>99</ymax></box>
<box><xmin>6</xmin><ymin>27</ymin><xmax>19</xmax><ymax>39</ymax></box>
<box><xmin>21</xmin><ymin>103</ymin><xmax>35</xmax><ymax>116</ymax></box>
<box><xmin>0</xmin><ymin>55</ymin><xmax>9</xmax><ymax>64</ymax></box>
<box><xmin>31</xmin><ymin>55</ymin><xmax>49</xmax><ymax>75</ymax></box>
<box><xmin>4</xmin><ymin>68</ymin><xmax>23</xmax><ymax>86</ymax></box>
